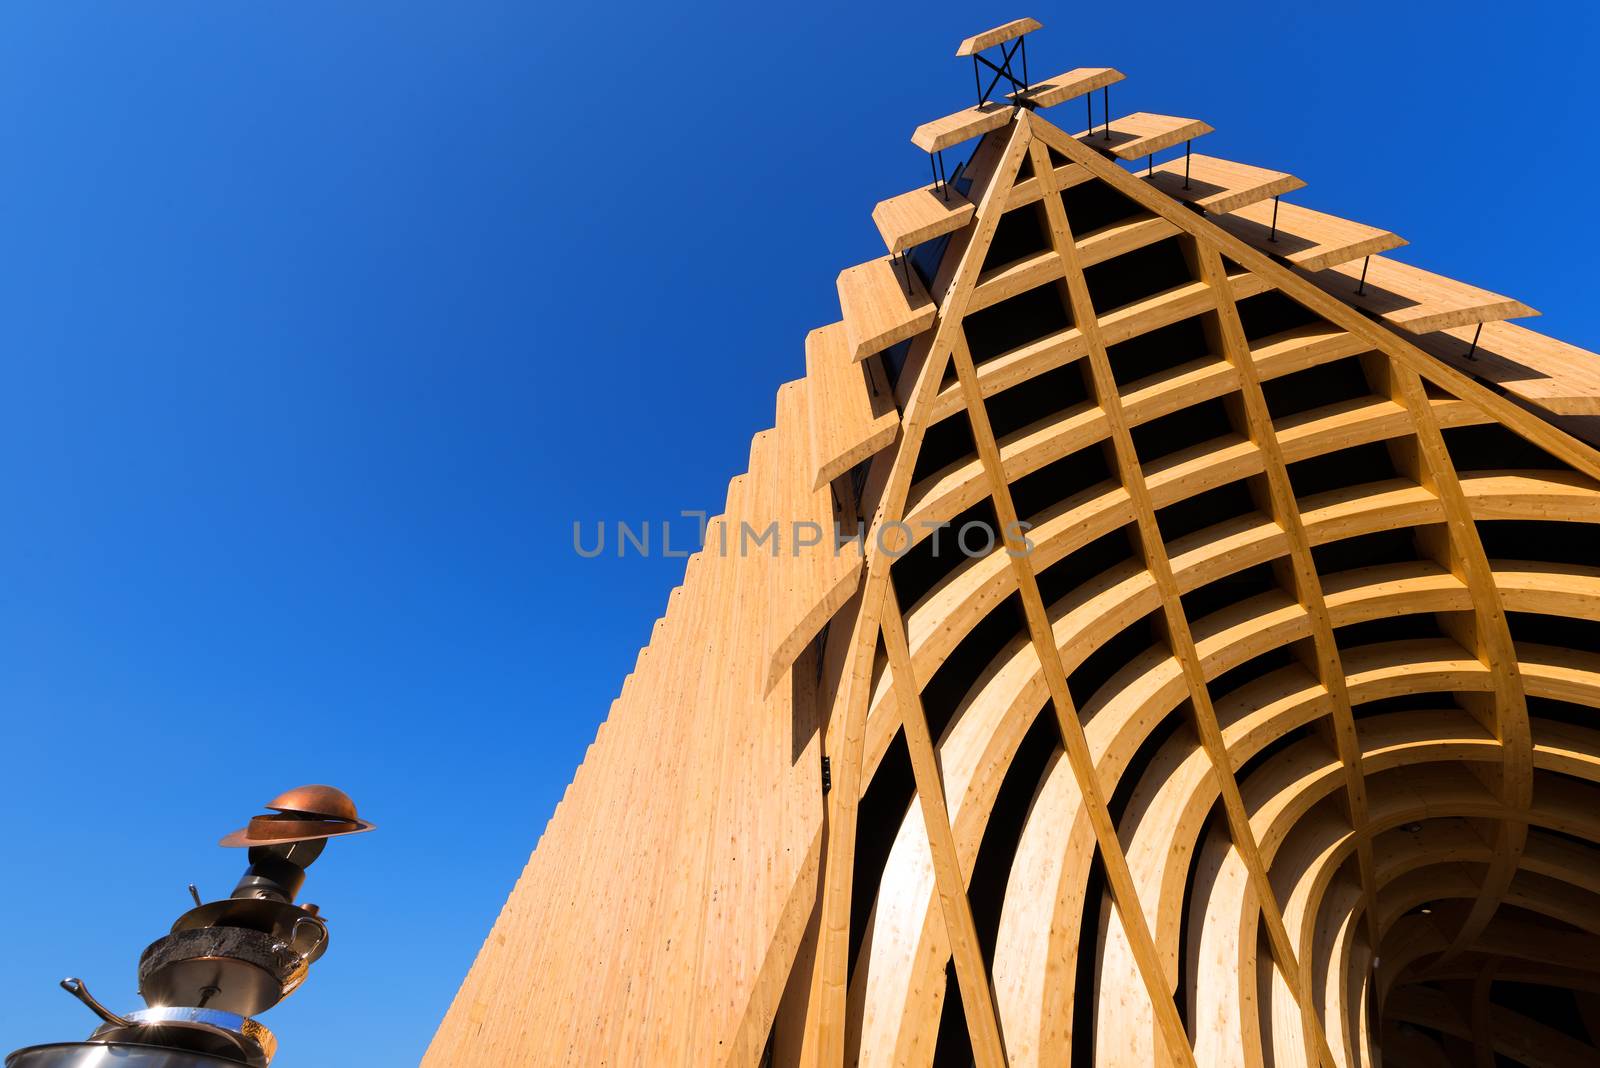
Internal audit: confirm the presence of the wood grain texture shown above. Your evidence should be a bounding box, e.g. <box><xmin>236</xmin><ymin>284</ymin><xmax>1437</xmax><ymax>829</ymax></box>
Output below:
<box><xmin>429</xmin><ymin>78</ymin><xmax>1600</xmax><ymax>1068</ymax></box>
<box><xmin>1143</xmin><ymin>153</ymin><xmax>1305</xmax><ymax>215</ymax></box>
<box><xmin>1214</xmin><ymin>197</ymin><xmax>1406</xmax><ymax>271</ymax></box>
<box><xmin>911</xmin><ymin>102</ymin><xmax>1015</xmax><ymax>152</ymax></box>
<box><xmin>804</xmin><ymin>321</ymin><xmax>898</xmax><ymax>490</ymax></box>
<box><xmin>1074</xmin><ymin>111</ymin><xmax>1214</xmax><ymax>159</ymax></box>
<box><xmin>1308</xmin><ymin>254</ymin><xmax>1538</xmax><ymax>334</ymax></box>
<box><xmin>836</xmin><ymin>256</ymin><xmax>936</xmax><ymax>362</ymax></box>
<box><xmin>872</xmin><ymin>182</ymin><xmax>976</xmax><ymax>255</ymax></box>
<box><xmin>955</xmin><ymin>17</ymin><xmax>1041</xmax><ymax>57</ymax></box>
<box><xmin>1008</xmin><ymin>66</ymin><xmax>1124</xmax><ymax>108</ymax></box>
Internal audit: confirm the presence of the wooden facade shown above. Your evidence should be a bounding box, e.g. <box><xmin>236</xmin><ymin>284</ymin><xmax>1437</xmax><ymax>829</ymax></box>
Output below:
<box><xmin>427</xmin><ymin>30</ymin><xmax>1600</xmax><ymax>1067</ymax></box>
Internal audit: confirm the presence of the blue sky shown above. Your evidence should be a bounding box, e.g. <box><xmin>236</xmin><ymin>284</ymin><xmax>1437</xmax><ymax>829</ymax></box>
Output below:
<box><xmin>0</xmin><ymin>2</ymin><xmax>1594</xmax><ymax>1063</ymax></box>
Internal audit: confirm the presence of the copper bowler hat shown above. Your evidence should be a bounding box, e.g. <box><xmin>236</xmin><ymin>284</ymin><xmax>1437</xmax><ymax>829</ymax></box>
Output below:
<box><xmin>219</xmin><ymin>784</ymin><xmax>376</xmax><ymax>848</ymax></box>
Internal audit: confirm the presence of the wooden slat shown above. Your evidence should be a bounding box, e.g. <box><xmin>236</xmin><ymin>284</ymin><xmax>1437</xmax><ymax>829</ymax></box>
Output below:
<box><xmin>912</xmin><ymin>101</ymin><xmax>1014</xmax><ymax>152</ymax></box>
<box><xmin>1415</xmin><ymin>320</ymin><xmax>1600</xmax><ymax>418</ymax></box>
<box><xmin>765</xmin><ymin>380</ymin><xmax>865</xmax><ymax>694</ymax></box>
<box><xmin>1007</xmin><ymin>66</ymin><xmax>1124</xmax><ymax>108</ymax></box>
<box><xmin>1307</xmin><ymin>254</ymin><xmax>1538</xmax><ymax>334</ymax></box>
<box><xmin>805</xmin><ymin>322</ymin><xmax>899</xmax><ymax>490</ymax></box>
<box><xmin>1077</xmin><ymin>213</ymin><xmax>1182</xmax><ymax>266</ymax></box>
<box><xmin>1213</xmin><ymin>198</ymin><xmax>1406</xmax><ymax>272</ymax></box>
<box><xmin>1143</xmin><ymin>153</ymin><xmax>1304</xmax><ymax>215</ymax></box>
<box><xmin>836</xmin><ymin>256</ymin><xmax>936</xmax><ymax>361</ymax></box>
<box><xmin>955</xmin><ymin>16</ymin><xmax>1041</xmax><ymax>56</ymax></box>
<box><xmin>798</xmin><ymin>116</ymin><xmax>1036</xmax><ymax>1068</ymax></box>
<box><xmin>989</xmin><ymin>117</ymin><xmax>1199</xmax><ymax>1066</ymax></box>
<box><xmin>1200</xmin><ymin>248</ymin><xmax>1386</xmax><ymax>1049</ymax></box>
<box><xmin>878</xmin><ymin>582</ymin><xmax>1008</xmax><ymax>1066</ymax></box>
<box><xmin>872</xmin><ymin>181</ymin><xmax>975</xmax><ymax>255</ymax></box>
<box><xmin>1075</xmin><ymin>112</ymin><xmax>1213</xmax><ymax>160</ymax></box>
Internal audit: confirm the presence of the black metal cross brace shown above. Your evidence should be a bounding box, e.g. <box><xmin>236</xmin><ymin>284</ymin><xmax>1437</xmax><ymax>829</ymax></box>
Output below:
<box><xmin>970</xmin><ymin>35</ymin><xmax>1029</xmax><ymax>107</ymax></box>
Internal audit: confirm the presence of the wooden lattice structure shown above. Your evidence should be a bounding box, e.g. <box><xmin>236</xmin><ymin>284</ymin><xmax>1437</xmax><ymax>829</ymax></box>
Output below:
<box><xmin>427</xmin><ymin>22</ymin><xmax>1600</xmax><ymax>1067</ymax></box>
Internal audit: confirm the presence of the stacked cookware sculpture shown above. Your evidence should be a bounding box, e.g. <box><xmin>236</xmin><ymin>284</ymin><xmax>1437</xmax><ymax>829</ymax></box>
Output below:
<box><xmin>6</xmin><ymin>786</ymin><xmax>373</xmax><ymax>1067</ymax></box>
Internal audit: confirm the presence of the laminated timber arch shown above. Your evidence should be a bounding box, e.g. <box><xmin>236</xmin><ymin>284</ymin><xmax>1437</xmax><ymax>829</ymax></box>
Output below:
<box><xmin>427</xmin><ymin>28</ymin><xmax>1600</xmax><ymax>1068</ymax></box>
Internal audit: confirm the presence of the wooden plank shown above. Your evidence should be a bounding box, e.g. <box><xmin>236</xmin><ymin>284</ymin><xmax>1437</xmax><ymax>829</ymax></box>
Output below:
<box><xmin>1415</xmin><ymin>320</ymin><xmax>1600</xmax><ymax>418</ymax></box>
<box><xmin>1075</xmin><ymin>112</ymin><xmax>1213</xmax><ymax>160</ymax></box>
<box><xmin>912</xmin><ymin>101</ymin><xmax>1014</xmax><ymax>152</ymax></box>
<box><xmin>799</xmin><ymin>116</ymin><xmax>1036</xmax><ymax>1068</ymax></box>
<box><xmin>804</xmin><ymin>321</ymin><xmax>899</xmax><ymax>490</ymax></box>
<box><xmin>955</xmin><ymin>16</ymin><xmax>1041</xmax><ymax>56</ymax></box>
<box><xmin>936</xmin><ymin>115</ymin><xmax>1201</xmax><ymax>1066</ymax></box>
<box><xmin>1143</xmin><ymin>154</ymin><xmax>1305</xmax><ymax>215</ymax></box>
<box><xmin>872</xmin><ymin>181</ymin><xmax>976</xmax><ymax>255</ymax></box>
<box><xmin>1077</xmin><ymin>213</ymin><xmax>1182</xmax><ymax>266</ymax></box>
<box><xmin>1306</xmin><ymin>254</ymin><xmax>1539</xmax><ymax>334</ymax></box>
<box><xmin>1031</xmin><ymin>127</ymin><xmax>1339</xmax><ymax>1067</ymax></box>
<box><xmin>836</xmin><ymin>255</ymin><xmax>936</xmax><ymax>362</ymax></box>
<box><xmin>765</xmin><ymin>379</ymin><xmax>864</xmax><ymax>694</ymax></box>
<box><xmin>1008</xmin><ymin>66</ymin><xmax>1124</xmax><ymax>108</ymax></box>
<box><xmin>1199</xmin><ymin>248</ymin><xmax>1387</xmax><ymax>1041</ymax></box>
<box><xmin>878</xmin><ymin>582</ymin><xmax>1008</xmax><ymax>1066</ymax></box>
<box><xmin>1213</xmin><ymin>198</ymin><xmax>1405</xmax><ymax>272</ymax></box>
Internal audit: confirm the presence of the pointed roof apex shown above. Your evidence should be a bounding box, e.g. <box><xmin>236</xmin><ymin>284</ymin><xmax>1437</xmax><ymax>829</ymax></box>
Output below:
<box><xmin>956</xmin><ymin>17</ymin><xmax>1041</xmax><ymax>57</ymax></box>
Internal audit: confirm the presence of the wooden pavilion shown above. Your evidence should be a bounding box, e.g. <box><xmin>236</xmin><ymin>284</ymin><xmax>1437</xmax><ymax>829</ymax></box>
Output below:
<box><xmin>427</xmin><ymin>20</ymin><xmax>1600</xmax><ymax>1067</ymax></box>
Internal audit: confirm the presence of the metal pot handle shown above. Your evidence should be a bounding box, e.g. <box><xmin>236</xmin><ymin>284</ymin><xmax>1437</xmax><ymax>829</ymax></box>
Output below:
<box><xmin>290</xmin><ymin>916</ymin><xmax>327</xmax><ymax>961</ymax></box>
<box><xmin>60</xmin><ymin>977</ymin><xmax>132</xmax><ymax>1028</ymax></box>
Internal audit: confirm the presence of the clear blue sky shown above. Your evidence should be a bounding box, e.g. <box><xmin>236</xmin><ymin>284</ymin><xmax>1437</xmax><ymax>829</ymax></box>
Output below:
<box><xmin>0</xmin><ymin>2</ymin><xmax>1593</xmax><ymax>1063</ymax></box>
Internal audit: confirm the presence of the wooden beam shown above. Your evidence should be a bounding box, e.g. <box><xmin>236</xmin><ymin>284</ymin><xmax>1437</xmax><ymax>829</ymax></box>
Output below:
<box><xmin>879</xmin><ymin>582</ymin><xmax>1008</xmax><ymax>1065</ymax></box>
<box><xmin>1025</xmin><ymin>129</ymin><xmax>1338</xmax><ymax>1068</ymax></box>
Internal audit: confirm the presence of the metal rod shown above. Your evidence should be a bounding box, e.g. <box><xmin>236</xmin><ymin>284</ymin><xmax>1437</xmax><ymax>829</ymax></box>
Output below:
<box><xmin>1466</xmin><ymin>321</ymin><xmax>1483</xmax><ymax>360</ymax></box>
<box><xmin>1183</xmin><ymin>141</ymin><xmax>1192</xmax><ymax>189</ymax></box>
<box><xmin>1357</xmin><ymin>255</ymin><xmax>1370</xmax><ymax>295</ymax></box>
<box><xmin>937</xmin><ymin>150</ymin><xmax>948</xmax><ymax>201</ymax></box>
<box><xmin>977</xmin><ymin>41</ymin><xmax>1024</xmax><ymax>105</ymax></box>
<box><xmin>1020</xmin><ymin>35</ymin><xmax>1029</xmax><ymax>91</ymax></box>
<box><xmin>1102</xmin><ymin>86</ymin><xmax>1111</xmax><ymax>138</ymax></box>
<box><xmin>1087</xmin><ymin>93</ymin><xmax>1092</xmax><ymax>132</ymax></box>
<box><xmin>929</xmin><ymin>152</ymin><xmax>939</xmax><ymax>195</ymax></box>
<box><xmin>1147</xmin><ymin>153</ymin><xmax>1154</xmax><ymax>177</ymax></box>
<box><xmin>1269</xmin><ymin>196</ymin><xmax>1280</xmax><ymax>242</ymax></box>
<box><xmin>973</xmin><ymin>56</ymin><xmax>982</xmax><ymax>107</ymax></box>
